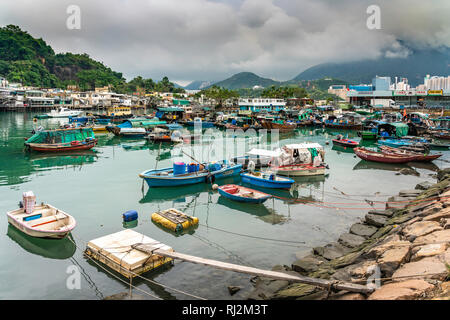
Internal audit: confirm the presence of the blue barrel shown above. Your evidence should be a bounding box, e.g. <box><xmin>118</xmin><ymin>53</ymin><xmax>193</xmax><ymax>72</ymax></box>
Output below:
<box><xmin>173</xmin><ymin>162</ymin><xmax>186</xmax><ymax>175</ymax></box>
<box><xmin>231</xmin><ymin>119</ymin><xmax>237</xmax><ymax>125</ymax></box>
<box><xmin>188</xmin><ymin>163</ymin><xmax>199</xmax><ymax>173</ymax></box>
<box><xmin>123</xmin><ymin>210</ymin><xmax>138</xmax><ymax>222</ymax></box>
<box><xmin>209</xmin><ymin>163</ymin><xmax>221</xmax><ymax>172</ymax></box>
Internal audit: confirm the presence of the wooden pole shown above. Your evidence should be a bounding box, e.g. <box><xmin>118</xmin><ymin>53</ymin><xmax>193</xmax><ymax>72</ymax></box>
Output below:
<box><xmin>132</xmin><ymin>244</ymin><xmax>374</xmax><ymax>294</ymax></box>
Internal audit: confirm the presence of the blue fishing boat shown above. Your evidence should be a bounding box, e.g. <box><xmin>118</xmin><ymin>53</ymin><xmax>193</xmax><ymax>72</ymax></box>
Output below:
<box><xmin>139</xmin><ymin>161</ymin><xmax>242</xmax><ymax>187</ymax></box>
<box><xmin>378</xmin><ymin>138</ymin><xmax>428</xmax><ymax>148</ymax></box>
<box><xmin>218</xmin><ymin>184</ymin><xmax>272</xmax><ymax>204</ymax></box>
<box><xmin>241</xmin><ymin>171</ymin><xmax>294</xmax><ymax>189</ymax></box>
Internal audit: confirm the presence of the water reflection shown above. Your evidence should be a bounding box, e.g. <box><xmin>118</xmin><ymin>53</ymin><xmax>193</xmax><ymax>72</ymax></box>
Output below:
<box><xmin>7</xmin><ymin>225</ymin><xmax>76</xmax><ymax>259</ymax></box>
<box><xmin>216</xmin><ymin>196</ymin><xmax>287</xmax><ymax>225</ymax></box>
<box><xmin>25</xmin><ymin>150</ymin><xmax>99</xmax><ymax>170</ymax></box>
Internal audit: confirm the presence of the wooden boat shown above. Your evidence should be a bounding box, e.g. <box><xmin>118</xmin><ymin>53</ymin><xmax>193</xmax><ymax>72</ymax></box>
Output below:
<box><xmin>139</xmin><ymin>161</ymin><xmax>243</xmax><ymax>187</ymax></box>
<box><xmin>240</xmin><ymin>171</ymin><xmax>294</xmax><ymax>189</ymax></box>
<box><xmin>26</xmin><ymin>138</ymin><xmax>97</xmax><ymax>152</ymax></box>
<box><xmin>332</xmin><ymin>138</ymin><xmax>359</xmax><ymax>148</ymax></box>
<box><xmin>261</xmin><ymin>120</ymin><xmax>297</xmax><ymax>132</ymax></box>
<box><xmin>273</xmin><ymin>164</ymin><xmax>327</xmax><ymax>176</ymax></box>
<box><xmin>324</xmin><ymin>122</ymin><xmax>362</xmax><ymax>130</ymax></box>
<box><xmin>7</xmin><ymin>203</ymin><xmax>76</xmax><ymax>239</ymax></box>
<box><xmin>378</xmin><ymin>146</ymin><xmax>442</xmax><ymax>162</ymax></box>
<box><xmin>218</xmin><ymin>184</ymin><xmax>272</xmax><ymax>204</ymax></box>
<box><xmin>354</xmin><ymin>147</ymin><xmax>418</xmax><ymax>164</ymax></box>
<box><xmin>433</xmin><ymin>132</ymin><xmax>450</xmax><ymax>140</ymax></box>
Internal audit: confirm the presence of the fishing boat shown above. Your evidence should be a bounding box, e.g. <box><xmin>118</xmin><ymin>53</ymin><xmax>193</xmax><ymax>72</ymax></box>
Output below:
<box><xmin>139</xmin><ymin>161</ymin><xmax>243</xmax><ymax>187</ymax></box>
<box><xmin>332</xmin><ymin>137</ymin><xmax>359</xmax><ymax>148</ymax></box>
<box><xmin>218</xmin><ymin>184</ymin><xmax>272</xmax><ymax>204</ymax></box>
<box><xmin>46</xmin><ymin>107</ymin><xmax>83</xmax><ymax>118</ymax></box>
<box><xmin>186</xmin><ymin>117</ymin><xmax>215</xmax><ymax>128</ymax></box>
<box><xmin>270</xmin><ymin>143</ymin><xmax>328</xmax><ymax>176</ymax></box>
<box><xmin>25</xmin><ymin>127</ymin><xmax>97</xmax><ymax>152</ymax></box>
<box><xmin>241</xmin><ymin>171</ymin><xmax>294</xmax><ymax>189</ymax></box>
<box><xmin>231</xmin><ymin>148</ymin><xmax>275</xmax><ymax>170</ymax></box>
<box><xmin>261</xmin><ymin>120</ymin><xmax>297</xmax><ymax>132</ymax></box>
<box><xmin>7</xmin><ymin>203</ymin><xmax>76</xmax><ymax>239</ymax></box>
<box><xmin>324</xmin><ymin>113</ymin><xmax>363</xmax><ymax>130</ymax></box>
<box><xmin>354</xmin><ymin>147</ymin><xmax>418</xmax><ymax>164</ymax></box>
<box><xmin>378</xmin><ymin>146</ymin><xmax>442</xmax><ymax>162</ymax></box>
<box><xmin>26</xmin><ymin>138</ymin><xmax>97</xmax><ymax>152</ymax></box>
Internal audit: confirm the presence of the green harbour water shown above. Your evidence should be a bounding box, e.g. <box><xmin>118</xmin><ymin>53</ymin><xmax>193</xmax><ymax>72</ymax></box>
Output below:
<box><xmin>0</xmin><ymin>111</ymin><xmax>447</xmax><ymax>300</ymax></box>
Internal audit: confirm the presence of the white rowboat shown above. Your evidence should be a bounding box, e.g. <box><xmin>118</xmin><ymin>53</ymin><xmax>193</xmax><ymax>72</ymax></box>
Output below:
<box><xmin>7</xmin><ymin>204</ymin><xmax>76</xmax><ymax>239</ymax></box>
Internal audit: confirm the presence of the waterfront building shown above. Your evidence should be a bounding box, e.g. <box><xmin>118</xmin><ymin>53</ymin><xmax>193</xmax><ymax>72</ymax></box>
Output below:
<box><xmin>347</xmin><ymin>75</ymin><xmax>450</xmax><ymax>108</ymax></box>
<box><xmin>238</xmin><ymin>98</ymin><xmax>286</xmax><ymax>112</ymax></box>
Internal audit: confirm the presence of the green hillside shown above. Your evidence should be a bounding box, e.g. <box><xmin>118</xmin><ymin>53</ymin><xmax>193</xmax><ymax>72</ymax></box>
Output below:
<box><xmin>0</xmin><ymin>25</ymin><xmax>184</xmax><ymax>94</ymax></box>
<box><xmin>210</xmin><ymin>72</ymin><xmax>281</xmax><ymax>89</ymax></box>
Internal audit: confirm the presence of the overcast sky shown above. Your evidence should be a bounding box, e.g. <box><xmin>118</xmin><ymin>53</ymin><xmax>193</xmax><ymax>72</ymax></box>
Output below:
<box><xmin>1</xmin><ymin>0</ymin><xmax>449</xmax><ymax>85</ymax></box>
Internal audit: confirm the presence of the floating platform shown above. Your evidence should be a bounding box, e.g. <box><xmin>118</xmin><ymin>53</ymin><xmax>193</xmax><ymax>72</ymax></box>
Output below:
<box><xmin>85</xmin><ymin>229</ymin><xmax>173</xmax><ymax>278</ymax></box>
<box><xmin>151</xmin><ymin>208</ymin><xmax>199</xmax><ymax>233</ymax></box>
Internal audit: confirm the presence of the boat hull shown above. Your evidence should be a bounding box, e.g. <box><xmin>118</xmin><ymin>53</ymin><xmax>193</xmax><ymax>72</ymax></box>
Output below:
<box><xmin>274</xmin><ymin>165</ymin><xmax>326</xmax><ymax>176</ymax></box>
<box><xmin>354</xmin><ymin>147</ymin><xmax>417</xmax><ymax>164</ymax></box>
<box><xmin>332</xmin><ymin>139</ymin><xmax>359</xmax><ymax>148</ymax></box>
<box><xmin>261</xmin><ymin>120</ymin><xmax>297</xmax><ymax>132</ymax></box>
<box><xmin>218</xmin><ymin>185</ymin><xmax>271</xmax><ymax>204</ymax></box>
<box><xmin>240</xmin><ymin>173</ymin><xmax>294</xmax><ymax>189</ymax></box>
<box><xmin>6</xmin><ymin>204</ymin><xmax>76</xmax><ymax>239</ymax></box>
<box><xmin>325</xmin><ymin>123</ymin><xmax>362</xmax><ymax>130</ymax></box>
<box><xmin>140</xmin><ymin>164</ymin><xmax>243</xmax><ymax>187</ymax></box>
<box><xmin>26</xmin><ymin>139</ymin><xmax>97</xmax><ymax>152</ymax></box>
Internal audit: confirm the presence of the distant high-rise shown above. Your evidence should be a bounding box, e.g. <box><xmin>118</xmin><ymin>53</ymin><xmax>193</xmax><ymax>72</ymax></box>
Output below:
<box><xmin>424</xmin><ymin>75</ymin><xmax>450</xmax><ymax>90</ymax></box>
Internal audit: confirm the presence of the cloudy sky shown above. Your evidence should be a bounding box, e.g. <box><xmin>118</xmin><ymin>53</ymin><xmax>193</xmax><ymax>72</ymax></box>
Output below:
<box><xmin>1</xmin><ymin>0</ymin><xmax>449</xmax><ymax>84</ymax></box>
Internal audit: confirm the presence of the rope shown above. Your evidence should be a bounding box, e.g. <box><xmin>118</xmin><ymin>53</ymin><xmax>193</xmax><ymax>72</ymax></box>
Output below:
<box><xmin>197</xmin><ymin>223</ymin><xmax>308</xmax><ymax>245</ymax></box>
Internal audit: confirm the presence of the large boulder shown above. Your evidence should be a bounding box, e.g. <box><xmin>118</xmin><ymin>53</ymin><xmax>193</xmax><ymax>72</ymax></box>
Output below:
<box><xmin>365</xmin><ymin>213</ymin><xmax>388</xmax><ymax>227</ymax></box>
<box><xmin>368</xmin><ymin>279</ymin><xmax>434</xmax><ymax>300</ymax></box>
<box><xmin>313</xmin><ymin>243</ymin><xmax>351</xmax><ymax>260</ymax></box>
<box><xmin>410</xmin><ymin>243</ymin><xmax>448</xmax><ymax>262</ymax></box>
<box><xmin>413</xmin><ymin>229</ymin><xmax>450</xmax><ymax>244</ymax></box>
<box><xmin>292</xmin><ymin>255</ymin><xmax>327</xmax><ymax>274</ymax></box>
<box><xmin>392</xmin><ymin>257</ymin><xmax>448</xmax><ymax>281</ymax></box>
<box><xmin>338</xmin><ymin>233</ymin><xmax>366</xmax><ymax>248</ymax></box>
<box><xmin>350</xmin><ymin>223</ymin><xmax>378</xmax><ymax>238</ymax></box>
<box><xmin>402</xmin><ymin>221</ymin><xmax>443</xmax><ymax>241</ymax></box>
<box><xmin>423</xmin><ymin>207</ymin><xmax>450</xmax><ymax>222</ymax></box>
<box><xmin>415</xmin><ymin>181</ymin><xmax>434</xmax><ymax>191</ymax></box>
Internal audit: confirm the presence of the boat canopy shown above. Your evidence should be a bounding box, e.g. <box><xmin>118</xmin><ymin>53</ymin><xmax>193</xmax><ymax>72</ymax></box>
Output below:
<box><xmin>247</xmin><ymin>148</ymin><xmax>283</xmax><ymax>157</ymax></box>
<box><xmin>378</xmin><ymin>122</ymin><xmax>409</xmax><ymax>137</ymax></box>
<box><xmin>284</xmin><ymin>143</ymin><xmax>324</xmax><ymax>150</ymax></box>
<box><xmin>25</xmin><ymin>128</ymin><xmax>95</xmax><ymax>144</ymax></box>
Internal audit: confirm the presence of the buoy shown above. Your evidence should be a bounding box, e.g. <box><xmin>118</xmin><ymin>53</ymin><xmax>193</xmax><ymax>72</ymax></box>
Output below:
<box><xmin>123</xmin><ymin>210</ymin><xmax>138</xmax><ymax>222</ymax></box>
<box><xmin>212</xmin><ymin>184</ymin><xmax>219</xmax><ymax>190</ymax></box>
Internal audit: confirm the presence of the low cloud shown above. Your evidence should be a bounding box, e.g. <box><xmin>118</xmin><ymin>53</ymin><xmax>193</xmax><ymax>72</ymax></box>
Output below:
<box><xmin>0</xmin><ymin>0</ymin><xmax>448</xmax><ymax>82</ymax></box>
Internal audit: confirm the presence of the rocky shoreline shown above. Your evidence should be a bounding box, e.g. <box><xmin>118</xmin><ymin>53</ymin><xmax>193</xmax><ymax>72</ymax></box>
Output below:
<box><xmin>248</xmin><ymin>169</ymin><xmax>450</xmax><ymax>300</ymax></box>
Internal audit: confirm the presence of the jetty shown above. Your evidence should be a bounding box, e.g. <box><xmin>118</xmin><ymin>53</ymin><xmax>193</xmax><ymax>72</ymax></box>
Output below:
<box><xmin>86</xmin><ymin>229</ymin><xmax>373</xmax><ymax>294</ymax></box>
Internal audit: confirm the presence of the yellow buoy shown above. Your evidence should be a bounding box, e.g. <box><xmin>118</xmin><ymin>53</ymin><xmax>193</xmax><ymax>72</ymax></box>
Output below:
<box><xmin>151</xmin><ymin>208</ymin><xmax>199</xmax><ymax>232</ymax></box>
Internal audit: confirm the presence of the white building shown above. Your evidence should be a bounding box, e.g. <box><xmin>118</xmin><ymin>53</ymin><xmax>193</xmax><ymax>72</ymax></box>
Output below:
<box><xmin>424</xmin><ymin>75</ymin><xmax>450</xmax><ymax>90</ymax></box>
<box><xmin>0</xmin><ymin>77</ymin><xmax>8</xmax><ymax>88</ymax></box>
<box><xmin>238</xmin><ymin>98</ymin><xmax>286</xmax><ymax>112</ymax></box>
